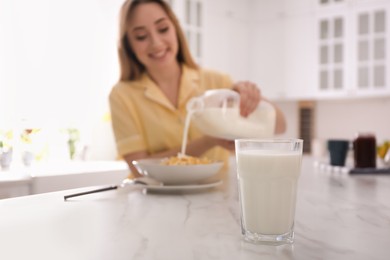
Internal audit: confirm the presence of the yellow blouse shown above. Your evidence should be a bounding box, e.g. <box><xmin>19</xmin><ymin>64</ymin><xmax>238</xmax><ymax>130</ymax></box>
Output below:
<box><xmin>109</xmin><ymin>65</ymin><xmax>233</xmax><ymax>162</ymax></box>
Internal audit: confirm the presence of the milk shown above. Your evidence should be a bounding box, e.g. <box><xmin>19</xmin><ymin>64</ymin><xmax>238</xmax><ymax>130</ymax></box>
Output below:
<box><xmin>191</xmin><ymin>107</ymin><xmax>275</xmax><ymax>140</ymax></box>
<box><xmin>180</xmin><ymin>110</ymin><xmax>194</xmax><ymax>156</ymax></box>
<box><xmin>236</xmin><ymin>150</ymin><xmax>302</xmax><ymax>235</ymax></box>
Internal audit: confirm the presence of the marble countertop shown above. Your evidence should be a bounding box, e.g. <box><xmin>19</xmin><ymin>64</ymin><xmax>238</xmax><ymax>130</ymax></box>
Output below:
<box><xmin>0</xmin><ymin>161</ymin><xmax>129</xmax><ymax>199</ymax></box>
<box><xmin>0</xmin><ymin>156</ymin><xmax>389</xmax><ymax>260</ymax></box>
<box><xmin>0</xmin><ymin>160</ymin><xmax>128</xmax><ymax>177</ymax></box>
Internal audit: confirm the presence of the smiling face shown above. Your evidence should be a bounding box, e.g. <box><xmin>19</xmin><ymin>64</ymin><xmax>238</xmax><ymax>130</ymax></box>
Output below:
<box><xmin>127</xmin><ymin>3</ymin><xmax>179</xmax><ymax>72</ymax></box>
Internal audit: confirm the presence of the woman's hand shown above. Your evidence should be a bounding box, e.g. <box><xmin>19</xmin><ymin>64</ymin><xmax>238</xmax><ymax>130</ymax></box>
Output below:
<box><xmin>233</xmin><ymin>81</ymin><xmax>261</xmax><ymax>117</ymax></box>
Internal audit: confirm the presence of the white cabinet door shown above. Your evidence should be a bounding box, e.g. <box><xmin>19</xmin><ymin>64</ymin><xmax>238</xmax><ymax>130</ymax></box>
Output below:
<box><xmin>247</xmin><ymin>0</ymin><xmax>286</xmax><ymax>99</ymax></box>
<box><xmin>315</xmin><ymin>10</ymin><xmax>351</xmax><ymax>98</ymax></box>
<box><xmin>350</xmin><ymin>2</ymin><xmax>390</xmax><ymax>97</ymax></box>
<box><xmin>314</xmin><ymin>0</ymin><xmax>390</xmax><ymax>99</ymax></box>
<box><xmin>249</xmin><ymin>19</ymin><xmax>285</xmax><ymax>99</ymax></box>
<box><xmin>284</xmin><ymin>14</ymin><xmax>318</xmax><ymax>99</ymax></box>
<box><xmin>0</xmin><ymin>182</ymin><xmax>31</xmax><ymax>199</ymax></box>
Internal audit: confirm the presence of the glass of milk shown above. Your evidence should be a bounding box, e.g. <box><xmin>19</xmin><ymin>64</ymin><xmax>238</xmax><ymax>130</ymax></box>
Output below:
<box><xmin>235</xmin><ymin>139</ymin><xmax>303</xmax><ymax>244</ymax></box>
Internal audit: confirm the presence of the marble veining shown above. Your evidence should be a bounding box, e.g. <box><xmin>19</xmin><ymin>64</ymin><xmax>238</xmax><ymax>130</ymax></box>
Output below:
<box><xmin>0</xmin><ymin>156</ymin><xmax>390</xmax><ymax>260</ymax></box>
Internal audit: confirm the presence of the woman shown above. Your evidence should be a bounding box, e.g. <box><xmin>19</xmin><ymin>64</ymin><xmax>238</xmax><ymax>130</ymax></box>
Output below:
<box><xmin>109</xmin><ymin>0</ymin><xmax>286</xmax><ymax>177</ymax></box>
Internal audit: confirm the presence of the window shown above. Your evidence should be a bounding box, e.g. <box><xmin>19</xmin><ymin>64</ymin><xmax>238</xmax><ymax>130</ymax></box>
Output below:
<box><xmin>183</xmin><ymin>0</ymin><xmax>203</xmax><ymax>63</ymax></box>
<box><xmin>0</xmin><ymin>0</ymin><xmax>123</xmax><ymax>160</ymax></box>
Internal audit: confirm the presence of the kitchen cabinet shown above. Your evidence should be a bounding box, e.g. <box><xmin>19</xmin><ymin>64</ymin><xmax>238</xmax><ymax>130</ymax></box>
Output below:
<box><xmin>0</xmin><ymin>161</ymin><xmax>129</xmax><ymax>198</ymax></box>
<box><xmin>315</xmin><ymin>0</ymin><xmax>390</xmax><ymax>99</ymax></box>
<box><xmin>283</xmin><ymin>14</ymin><xmax>318</xmax><ymax>99</ymax></box>
<box><xmin>247</xmin><ymin>0</ymin><xmax>287</xmax><ymax>99</ymax></box>
<box><xmin>0</xmin><ymin>174</ymin><xmax>31</xmax><ymax>199</ymax></box>
<box><xmin>248</xmin><ymin>0</ymin><xmax>390</xmax><ymax>100</ymax></box>
<box><xmin>0</xmin><ymin>184</ymin><xmax>30</xmax><ymax>199</ymax></box>
<box><xmin>30</xmin><ymin>161</ymin><xmax>129</xmax><ymax>194</ymax></box>
<box><xmin>315</xmin><ymin>6</ymin><xmax>350</xmax><ymax>98</ymax></box>
<box><xmin>350</xmin><ymin>2</ymin><xmax>389</xmax><ymax>97</ymax></box>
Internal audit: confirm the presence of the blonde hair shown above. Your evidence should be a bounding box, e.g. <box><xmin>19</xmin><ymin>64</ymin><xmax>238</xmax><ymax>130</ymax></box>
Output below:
<box><xmin>118</xmin><ymin>0</ymin><xmax>198</xmax><ymax>81</ymax></box>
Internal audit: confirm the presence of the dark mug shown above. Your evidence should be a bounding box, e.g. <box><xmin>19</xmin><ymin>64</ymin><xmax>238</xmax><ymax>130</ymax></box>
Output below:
<box><xmin>353</xmin><ymin>133</ymin><xmax>376</xmax><ymax>168</ymax></box>
<box><xmin>327</xmin><ymin>139</ymin><xmax>350</xmax><ymax>166</ymax></box>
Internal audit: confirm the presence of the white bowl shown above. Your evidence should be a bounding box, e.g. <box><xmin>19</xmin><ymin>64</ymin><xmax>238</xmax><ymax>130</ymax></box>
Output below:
<box><xmin>132</xmin><ymin>159</ymin><xmax>223</xmax><ymax>185</ymax></box>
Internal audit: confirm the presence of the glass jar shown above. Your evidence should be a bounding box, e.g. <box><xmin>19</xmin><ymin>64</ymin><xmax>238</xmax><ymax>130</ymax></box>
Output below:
<box><xmin>353</xmin><ymin>133</ymin><xmax>377</xmax><ymax>168</ymax></box>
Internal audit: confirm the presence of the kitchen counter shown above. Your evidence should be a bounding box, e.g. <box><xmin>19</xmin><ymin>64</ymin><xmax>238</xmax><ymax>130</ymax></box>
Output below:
<box><xmin>0</xmin><ymin>156</ymin><xmax>389</xmax><ymax>260</ymax></box>
<box><xmin>0</xmin><ymin>161</ymin><xmax>129</xmax><ymax>198</ymax></box>
<box><xmin>0</xmin><ymin>172</ymin><xmax>32</xmax><ymax>198</ymax></box>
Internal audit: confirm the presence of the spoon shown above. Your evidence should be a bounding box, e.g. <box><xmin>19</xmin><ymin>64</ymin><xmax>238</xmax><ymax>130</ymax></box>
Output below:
<box><xmin>63</xmin><ymin>176</ymin><xmax>163</xmax><ymax>201</ymax></box>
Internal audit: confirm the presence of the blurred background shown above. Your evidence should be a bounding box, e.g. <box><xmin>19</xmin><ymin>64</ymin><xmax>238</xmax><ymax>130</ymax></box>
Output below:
<box><xmin>0</xmin><ymin>0</ymin><xmax>389</xmax><ymax>164</ymax></box>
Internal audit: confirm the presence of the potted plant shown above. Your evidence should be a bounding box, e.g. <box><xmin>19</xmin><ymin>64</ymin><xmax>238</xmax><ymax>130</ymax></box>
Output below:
<box><xmin>0</xmin><ymin>130</ymin><xmax>14</xmax><ymax>170</ymax></box>
<box><xmin>20</xmin><ymin>129</ymin><xmax>40</xmax><ymax>166</ymax></box>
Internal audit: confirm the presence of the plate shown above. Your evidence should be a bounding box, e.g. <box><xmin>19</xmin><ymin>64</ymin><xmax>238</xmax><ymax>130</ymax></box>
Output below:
<box><xmin>144</xmin><ymin>180</ymin><xmax>223</xmax><ymax>192</ymax></box>
<box><xmin>132</xmin><ymin>158</ymin><xmax>224</xmax><ymax>185</ymax></box>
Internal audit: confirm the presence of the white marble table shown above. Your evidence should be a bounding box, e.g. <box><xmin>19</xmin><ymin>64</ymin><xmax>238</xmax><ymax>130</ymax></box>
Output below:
<box><xmin>0</xmin><ymin>156</ymin><xmax>389</xmax><ymax>260</ymax></box>
<box><xmin>0</xmin><ymin>161</ymin><xmax>129</xmax><ymax>198</ymax></box>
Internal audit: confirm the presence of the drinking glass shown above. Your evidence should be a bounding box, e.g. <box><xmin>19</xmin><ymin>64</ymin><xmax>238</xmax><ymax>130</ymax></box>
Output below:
<box><xmin>235</xmin><ymin>139</ymin><xmax>303</xmax><ymax>244</ymax></box>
